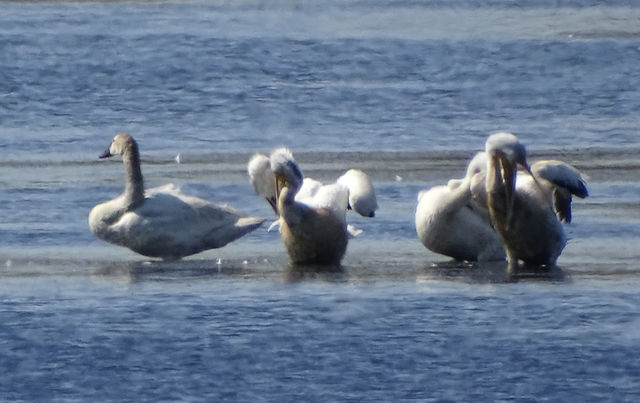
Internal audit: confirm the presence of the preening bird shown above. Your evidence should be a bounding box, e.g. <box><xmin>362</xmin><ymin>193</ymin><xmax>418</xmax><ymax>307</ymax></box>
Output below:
<box><xmin>269</xmin><ymin>148</ymin><xmax>348</xmax><ymax>266</ymax></box>
<box><xmin>416</xmin><ymin>152</ymin><xmax>505</xmax><ymax>262</ymax></box>
<box><xmin>484</xmin><ymin>132</ymin><xmax>588</xmax><ymax>268</ymax></box>
<box><xmin>248</xmin><ymin>153</ymin><xmax>378</xmax><ymax>220</ymax></box>
<box><xmin>248</xmin><ymin>151</ymin><xmax>378</xmax><ymax>239</ymax></box>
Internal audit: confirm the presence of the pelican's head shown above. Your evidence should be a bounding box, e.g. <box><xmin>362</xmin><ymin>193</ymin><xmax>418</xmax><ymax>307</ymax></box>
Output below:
<box><xmin>450</xmin><ymin>151</ymin><xmax>488</xmax><ymax>191</ymax></box>
<box><xmin>485</xmin><ymin>132</ymin><xmax>534</xmax><ymax>227</ymax></box>
<box><xmin>248</xmin><ymin>153</ymin><xmax>277</xmax><ymax>214</ymax></box>
<box><xmin>337</xmin><ymin>169</ymin><xmax>378</xmax><ymax>218</ymax></box>
<box><xmin>270</xmin><ymin>148</ymin><xmax>304</xmax><ymax>206</ymax></box>
<box><xmin>485</xmin><ymin>132</ymin><xmax>530</xmax><ymax>174</ymax></box>
<box><xmin>465</xmin><ymin>152</ymin><xmax>487</xmax><ymax>179</ymax></box>
<box><xmin>100</xmin><ymin>133</ymin><xmax>136</xmax><ymax>159</ymax></box>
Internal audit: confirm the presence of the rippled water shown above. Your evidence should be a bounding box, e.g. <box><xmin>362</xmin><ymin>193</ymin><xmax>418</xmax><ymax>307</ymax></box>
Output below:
<box><xmin>1</xmin><ymin>1</ymin><xmax>640</xmax><ymax>401</ymax></box>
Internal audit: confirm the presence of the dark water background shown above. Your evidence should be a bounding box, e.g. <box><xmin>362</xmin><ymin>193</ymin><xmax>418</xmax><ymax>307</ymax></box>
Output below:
<box><xmin>1</xmin><ymin>1</ymin><xmax>640</xmax><ymax>401</ymax></box>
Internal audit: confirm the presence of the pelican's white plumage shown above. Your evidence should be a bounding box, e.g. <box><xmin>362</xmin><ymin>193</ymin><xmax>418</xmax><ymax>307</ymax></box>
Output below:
<box><xmin>89</xmin><ymin>133</ymin><xmax>265</xmax><ymax>260</ymax></box>
<box><xmin>269</xmin><ymin>148</ymin><xmax>348</xmax><ymax>265</ymax></box>
<box><xmin>298</xmin><ymin>182</ymin><xmax>349</xmax><ymax>224</ymax></box>
<box><xmin>296</xmin><ymin>177</ymin><xmax>324</xmax><ymax>203</ymax></box>
<box><xmin>415</xmin><ymin>152</ymin><xmax>505</xmax><ymax>262</ymax></box>
<box><xmin>337</xmin><ymin>169</ymin><xmax>378</xmax><ymax>218</ymax></box>
<box><xmin>247</xmin><ymin>153</ymin><xmax>277</xmax><ymax>214</ymax></box>
<box><xmin>484</xmin><ymin>132</ymin><xmax>588</xmax><ymax>268</ymax></box>
<box><xmin>247</xmin><ymin>152</ymin><xmax>378</xmax><ymax>223</ymax></box>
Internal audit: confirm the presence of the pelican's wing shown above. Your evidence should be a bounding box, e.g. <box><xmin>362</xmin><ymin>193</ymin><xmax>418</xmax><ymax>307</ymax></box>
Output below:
<box><xmin>296</xmin><ymin>178</ymin><xmax>323</xmax><ymax>203</ymax></box>
<box><xmin>298</xmin><ymin>182</ymin><xmax>349</xmax><ymax>224</ymax></box>
<box><xmin>532</xmin><ymin>160</ymin><xmax>589</xmax><ymax>224</ymax></box>
<box><xmin>532</xmin><ymin>160</ymin><xmax>588</xmax><ymax>198</ymax></box>
<box><xmin>551</xmin><ymin>187</ymin><xmax>573</xmax><ymax>223</ymax></box>
<box><xmin>337</xmin><ymin>169</ymin><xmax>378</xmax><ymax>218</ymax></box>
<box><xmin>248</xmin><ymin>153</ymin><xmax>277</xmax><ymax>214</ymax></box>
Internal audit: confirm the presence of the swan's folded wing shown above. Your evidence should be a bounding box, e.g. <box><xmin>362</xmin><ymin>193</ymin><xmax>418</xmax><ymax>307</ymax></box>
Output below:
<box><xmin>114</xmin><ymin>191</ymin><xmax>264</xmax><ymax>257</ymax></box>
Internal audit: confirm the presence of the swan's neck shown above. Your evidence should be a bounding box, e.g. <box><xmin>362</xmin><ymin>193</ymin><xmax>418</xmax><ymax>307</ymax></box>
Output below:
<box><xmin>122</xmin><ymin>141</ymin><xmax>145</xmax><ymax>209</ymax></box>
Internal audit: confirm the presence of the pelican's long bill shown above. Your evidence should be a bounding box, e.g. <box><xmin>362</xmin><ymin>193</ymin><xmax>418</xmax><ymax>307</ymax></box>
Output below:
<box><xmin>274</xmin><ymin>172</ymin><xmax>288</xmax><ymax>215</ymax></box>
<box><xmin>266</xmin><ymin>195</ymin><xmax>277</xmax><ymax>215</ymax></box>
<box><xmin>495</xmin><ymin>150</ymin><xmax>516</xmax><ymax>228</ymax></box>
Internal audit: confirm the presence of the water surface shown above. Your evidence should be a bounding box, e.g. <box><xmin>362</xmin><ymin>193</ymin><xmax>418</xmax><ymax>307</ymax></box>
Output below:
<box><xmin>1</xmin><ymin>1</ymin><xmax>639</xmax><ymax>401</ymax></box>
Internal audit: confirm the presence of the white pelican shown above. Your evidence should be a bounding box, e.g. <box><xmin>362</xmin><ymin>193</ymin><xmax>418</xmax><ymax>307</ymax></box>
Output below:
<box><xmin>415</xmin><ymin>152</ymin><xmax>506</xmax><ymax>262</ymax></box>
<box><xmin>269</xmin><ymin>148</ymin><xmax>348</xmax><ymax>266</ymax></box>
<box><xmin>247</xmin><ymin>152</ymin><xmax>378</xmax><ymax>225</ymax></box>
<box><xmin>89</xmin><ymin>133</ymin><xmax>265</xmax><ymax>260</ymax></box>
<box><xmin>337</xmin><ymin>169</ymin><xmax>378</xmax><ymax>218</ymax></box>
<box><xmin>484</xmin><ymin>132</ymin><xmax>588</xmax><ymax>268</ymax></box>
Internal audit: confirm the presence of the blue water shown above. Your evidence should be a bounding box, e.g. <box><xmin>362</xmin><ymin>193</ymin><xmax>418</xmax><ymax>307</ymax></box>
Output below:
<box><xmin>1</xmin><ymin>0</ymin><xmax>640</xmax><ymax>401</ymax></box>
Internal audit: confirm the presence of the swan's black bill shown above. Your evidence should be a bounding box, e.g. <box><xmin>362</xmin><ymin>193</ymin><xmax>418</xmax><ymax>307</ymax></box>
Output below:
<box><xmin>99</xmin><ymin>148</ymin><xmax>113</xmax><ymax>159</ymax></box>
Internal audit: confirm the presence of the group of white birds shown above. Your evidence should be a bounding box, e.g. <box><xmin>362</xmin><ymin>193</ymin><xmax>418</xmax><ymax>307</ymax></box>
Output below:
<box><xmin>89</xmin><ymin>131</ymin><xmax>588</xmax><ymax>269</ymax></box>
<box><xmin>417</xmin><ymin>131</ymin><xmax>588</xmax><ymax>268</ymax></box>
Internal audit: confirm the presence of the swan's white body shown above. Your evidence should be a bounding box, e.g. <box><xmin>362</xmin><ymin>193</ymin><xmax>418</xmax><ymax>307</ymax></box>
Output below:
<box><xmin>89</xmin><ymin>133</ymin><xmax>264</xmax><ymax>260</ymax></box>
<box><xmin>415</xmin><ymin>152</ymin><xmax>505</xmax><ymax>262</ymax></box>
<box><xmin>485</xmin><ymin>132</ymin><xmax>588</xmax><ymax>268</ymax></box>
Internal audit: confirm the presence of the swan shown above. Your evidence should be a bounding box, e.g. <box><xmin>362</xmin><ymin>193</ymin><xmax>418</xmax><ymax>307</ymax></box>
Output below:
<box><xmin>89</xmin><ymin>133</ymin><xmax>265</xmax><ymax>260</ymax></box>
<box><xmin>269</xmin><ymin>148</ymin><xmax>348</xmax><ymax>265</ymax></box>
<box><xmin>415</xmin><ymin>152</ymin><xmax>505</xmax><ymax>262</ymax></box>
<box><xmin>484</xmin><ymin>132</ymin><xmax>588</xmax><ymax>268</ymax></box>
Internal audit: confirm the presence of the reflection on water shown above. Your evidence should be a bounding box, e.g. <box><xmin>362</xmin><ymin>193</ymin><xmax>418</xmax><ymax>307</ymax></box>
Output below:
<box><xmin>283</xmin><ymin>263</ymin><xmax>347</xmax><ymax>283</ymax></box>
<box><xmin>91</xmin><ymin>258</ymin><xmax>349</xmax><ymax>285</ymax></box>
<box><xmin>418</xmin><ymin>260</ymin><xmax>569</xmax><ymax>284</ymax></box>
<box><xmin>92</xmin><ymin>259</ymin><xmax>255</xmax><ymax>285</ymax></box>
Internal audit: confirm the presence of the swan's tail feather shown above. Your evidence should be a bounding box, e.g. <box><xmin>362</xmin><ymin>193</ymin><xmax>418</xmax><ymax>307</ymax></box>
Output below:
<box><xmin>236</xmin><ymin>216</ymin><xmax>266</xmax><ymax>231</ymax></box>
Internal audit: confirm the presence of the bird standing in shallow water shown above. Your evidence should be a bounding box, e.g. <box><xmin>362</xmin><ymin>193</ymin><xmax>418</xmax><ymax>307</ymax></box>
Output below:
<box><xmin>248</xmin><ymin>151</ymin><xmax>377</xmax><ymax>238</ymax></box>
<box><xmin>416</xmin><ymin>152</ymin><xmax>505</xmax><ymax>262</ymax></box>
<box><xmin>267</xmin><ymin>148</ymin><xmax>348</xmax><ymax>266</ymax></box>
<box><xmin>484</xmin><ymin>132</ymin><xmax>588</xmax><ymax>269</ymax></box>
<box><xmin>89</xmin><ymin>133</ymin><xmax>264</xmax><ymax>260</ymax></box>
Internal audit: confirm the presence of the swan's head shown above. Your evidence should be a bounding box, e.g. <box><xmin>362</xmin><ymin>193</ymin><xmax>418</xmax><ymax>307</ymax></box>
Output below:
<box><xmin>337</xmin><ymin>169</ymin><xmax>378</xmax><ymax>218</ymax></box>
<box><xmin>270</xmin><ymin>148</ymin><xmax>303</xmax><ymax>204</ymax></box>
<box><xmin>100</xmin><ymin>133</ymin><xmax>136</xmax><ymax>159</ymax></box>
<box><xmin>248</xmin><ymin>153</ymin><xmax>277</xmax><ymax>214</ymax></box>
